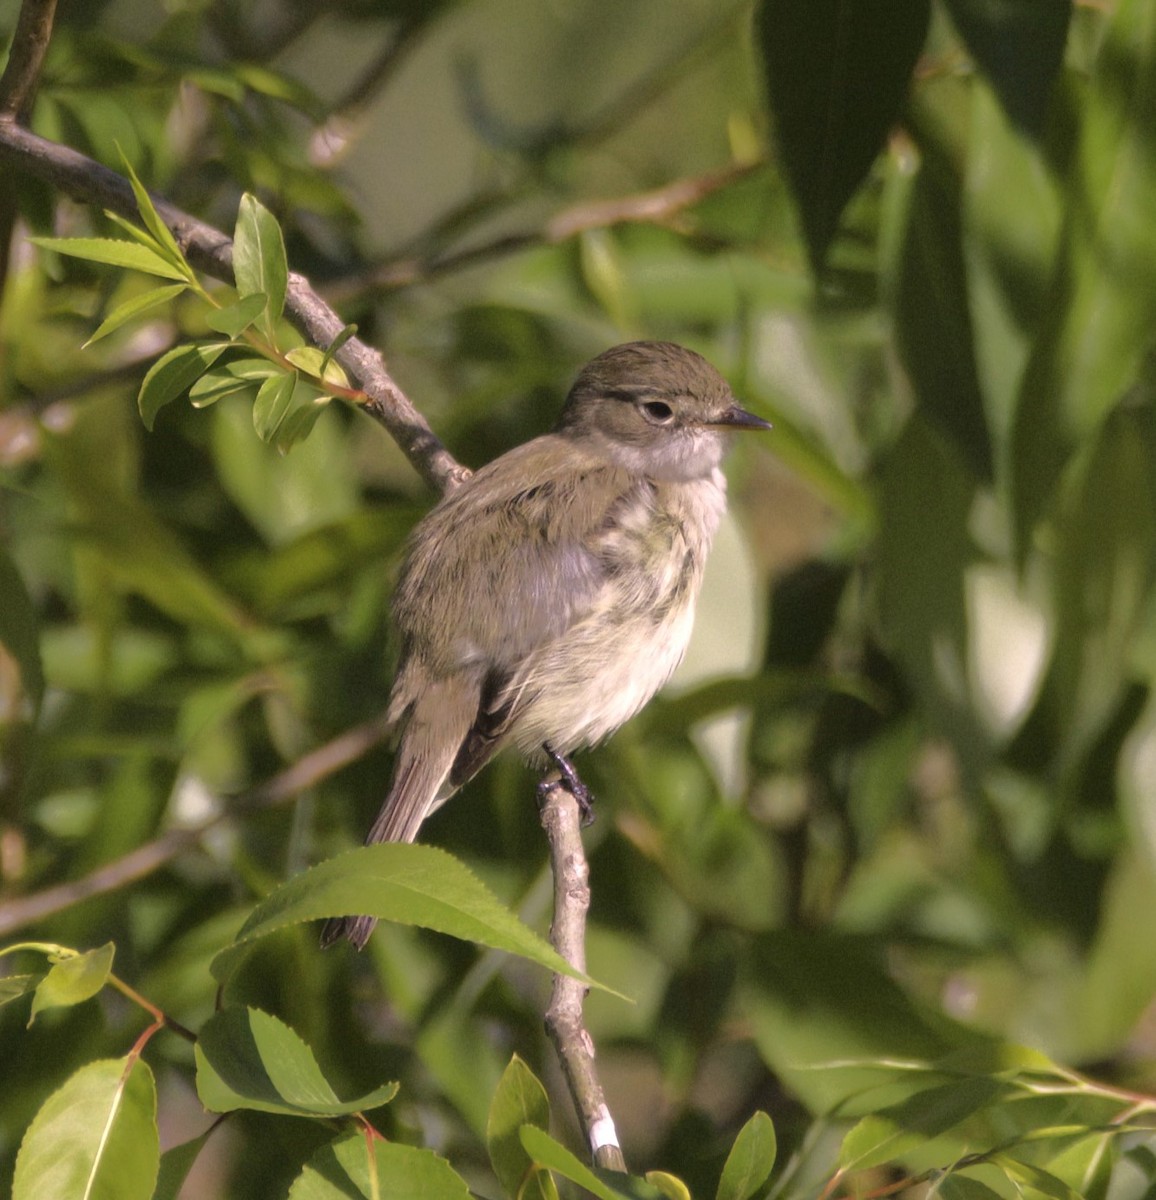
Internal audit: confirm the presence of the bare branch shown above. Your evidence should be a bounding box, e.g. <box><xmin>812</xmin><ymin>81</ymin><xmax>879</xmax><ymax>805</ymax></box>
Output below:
<box><xmin>324</xmin><ymin>160</ymin><xmax>761</xmax><ymax>304</ymax></box>
<box><xmin>0</xmin><ymin>118</ymin><xmax>467</xmax><ymax>494</ymax></box>
<box><xmin>0</xmin><ymin>711</ymin><xmax>393</xmax><ymax>938</ymax></box>
<box><xmin>540</xmin><ymin>785</ymin><xmax>627</xmax><ymax>1174</ymax></box>
<box><xmin>0</xmin><ymin>0</ymin><xmax>57</xmax><ymax>122</ymax></box>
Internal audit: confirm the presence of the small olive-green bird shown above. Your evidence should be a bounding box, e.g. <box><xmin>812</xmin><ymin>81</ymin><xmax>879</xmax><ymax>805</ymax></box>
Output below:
<box><xmin>322</xmin><ymin>341</ymin><xmax>769</xmax><ymax>949</ymax></box>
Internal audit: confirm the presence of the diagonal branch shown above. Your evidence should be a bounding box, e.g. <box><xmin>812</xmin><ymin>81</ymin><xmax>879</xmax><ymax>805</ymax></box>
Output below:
<box><xmin>0</xmin><ymin>0</ymin><xmax>57</xmax><ymax>122</ymax></box>
<box><xmin>0</xmin><ymin>117</ymin><xmax>466</xmax><ymax>495</ymax></box>
<box><xmin>323</xmin><ymin>160</ymin><xmax>761</xmax><ymax>304</ymax></box>
<box><xmin>0</xmin><ymin>711</ymin><xmax>393</xmax><ymax>939</ymax></box>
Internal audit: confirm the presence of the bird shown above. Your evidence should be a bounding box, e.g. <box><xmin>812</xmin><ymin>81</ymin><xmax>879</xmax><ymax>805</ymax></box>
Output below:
<box><xmin>321</xmin><ymin>340</ymin><xmax>770</xmax><ymax>949</ymax></box>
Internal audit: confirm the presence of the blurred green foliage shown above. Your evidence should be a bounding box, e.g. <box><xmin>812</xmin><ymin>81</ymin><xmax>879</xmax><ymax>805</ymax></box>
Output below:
<box><xmin>3</xmin><ymin>0</ymin><xmax>1156</xmax><ymax>1196</ymax></box>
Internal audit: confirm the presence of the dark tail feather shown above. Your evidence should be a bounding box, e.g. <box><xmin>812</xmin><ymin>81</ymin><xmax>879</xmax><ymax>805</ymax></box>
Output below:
<box><xmin>321</xmin><ymin>681</ymin><xmax>476</xmax><ymax>951</ymax></box>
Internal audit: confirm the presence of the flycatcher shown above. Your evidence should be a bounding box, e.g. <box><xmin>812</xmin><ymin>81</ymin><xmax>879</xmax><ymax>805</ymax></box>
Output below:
<box><xmin>322</xmin><ymin>340</ymin><xmax>769</xmax><ymax>949</ymax></box>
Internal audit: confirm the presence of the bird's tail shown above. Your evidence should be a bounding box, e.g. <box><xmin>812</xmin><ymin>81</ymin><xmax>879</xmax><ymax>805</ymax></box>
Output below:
<box><xmin>320</xmin><ymin>678</ymin><xmax>476</xmax><ymax>951</ymax></box>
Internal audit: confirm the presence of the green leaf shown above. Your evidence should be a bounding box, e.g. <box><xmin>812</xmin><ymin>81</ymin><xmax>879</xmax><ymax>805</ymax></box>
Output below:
<box><xmin>319</xmin><ymin>323</ymin><xmax>357</xmax><ymax>377</ymax></box>
<box><xmin>29</xmin><ymin>943</ymin><xmax>115</xmax><ymax>1024</ymax></box>
<box><xmin>647</xmin><ymin>1173</ymin><xmax>692</xmax><ymax>1200</ymax></box>
<box><xmin>755</xmin><ymin>0</ymin><xmax>930</xmax><ymax>268</ymax></box>
<box><xmin>233</xmin><ymin>193</ymin><xmax>288</xmax><ymax>333</ymax></box>
<box><xmin>993</xmin><ymin>1155</ymin><xmax>1084</xmax><ymax>1200</ymax></box>
<box><xmin>839</xmin><ymin>1077</ymin><xmax>1008</xmax><ymax>1171</ymax></box>
<box><xmin>195</xmin><ymin>1007</ymin><xmax>398</xmax><ymax>1117</ymax></box>
<box><xmin>119</xmin><ymin>150</ymin><xmax>189</xmax><ymax>277</ymax></box>
<box><xmin>252</xmin><ymin>371</ymin><xmax>299</xmax><ymax>442</ymax></box>
<box><xmin>84</xmin><ymin>283</ymin><xmax>187</xmax><ymax>346</ymax></box>
<box><xmin>518</xmin><ymin>1127</ymin><xmax>633</xmax><ymax>1200</ymax></box>
<box><xmin>285</xmin><ymin>345</ymin><xmax>351</xmax><ymax>389</ymax></box>
<box><xmin>205</xmin><ymin>292</ymin><xmax>269</xmax><ymax>337</ymax></box>
<box><xmin>1011</xmin><ymin>0</ymin><xmax>1156</xmax><ymax>546</ymax></box>
<box><xmin>288</xmin><ymin>1132</ymin><xmax>472</xmax><ymax>1200</ymax></box>
<box><xmin>190</xmin><ymin>356</ymin><xmax>280</xmax><ymax>410</ymax></box>
<box><xmin>210</xmin><ymin>843</ymin><xmax>610</xmax><ymax>993</ymax></box>
<box><xmin>716</xmin><ymin>1111</ymin><xmax>776</xmax><ymax>1200</ymax></box>
<box><xmin>0</xmin><ymin>548</ymin><xmax>45</xmax><ymax>716</ymax></box>
<box><xmin>30</xmin><ymin>236</ymin><xmax>189</xmax><ymax>282</ymax></box>
<box><xmin>937</xmin><ymin>1176</ymin><xmax>1008</xmax><ymax>1200</ymax></box>
<box><xmin>273</xmin><ymin>385</ymin><xmax>331</xmax><ymax>453</ymax></box>
<box><xmin>893</xmin><ymin>154</ymin><xmax>993</xmax><ymax>481</ymax></box>
<box><xmin>942</xmin><ymin>0</ymin><xmax>1071</xmax><ymax>137</ymax></box>
<box><xmin>13</xmin><ymin>1057</ymin><xmax>159</xmax><ymax>1200</ymax></box>
<box><xmin>487</xmin><ymin>1056</ymin><xmax>558</xmax><ymax>1200</ymax></box>
<box><xmin>154</xmin><ymin>1129</ymin><xmax>216</xmax><ymax>1200</ymax></box>
<box><xmin>138</xmin><ymin>341</ymin><xmax>229</xmax><ymax>430</ymax></box>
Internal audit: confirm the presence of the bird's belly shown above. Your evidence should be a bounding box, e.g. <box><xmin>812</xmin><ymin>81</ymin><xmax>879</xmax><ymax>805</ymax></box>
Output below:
<box><xmin>510</xmin><ymin>598</ymin><xmax>696</xmax><ymax>759</ymax></box>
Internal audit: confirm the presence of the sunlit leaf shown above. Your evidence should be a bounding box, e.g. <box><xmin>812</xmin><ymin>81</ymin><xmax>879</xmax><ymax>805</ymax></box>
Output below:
<box><xmin>13</xmin><ymin>1057</ymin><xmax>158</xmax><ymax>1200</ymax></box>
<box><xmin>234</xmin><ymin>193</ymin><xmax>288</xmax><ymax>334</ymax></box>
<box><xmin>138</xmin><ymin>341</ymin><xmax>229</xmax><ymax>429</ymax></box>
<box><xmin>84</xmin><ymin>283</ymin><xmax>187</xmax><ymax>346</ymax></box>
<box><xmin>518</xmin><ymin>1127</ymin><xmax>633</xmax><ymax>1200</ymax></box>
<box><xmin>716</xmin><ymin>1111</ymin><xmax>776</xmax><ymax>1200</ymax></box>
<box><xmin>195</xmin><ymin>1006</ymin><xmax>398</xmax><ymax>1117</ymax></box>
<box><xmin>487</xmin><ymin>1056</ymin><xmax>558</xmax><ymax>1200</ymax></box>
<box><xmin>206</xmin><ymin>292</ymin><xmax>269</xmax><ymax>337</ymax></box>
<box><xmin>31</xmin><ymin>236</ymin><xmax>188</xmax><ymax>281</ymax></box>
<box><xmin>28</xmin><ymin>943</ymin><xmax>115</xmax><ymax>1024</ymax></box>
<box><xmin>287</xmin><ymin>1132</ymin><xmax>472</xmax><ymax>1200</ymax></box>
<box><xmin>252</xmin><ymin>371</ymin><xmax>298</xmax><ymax>442</ymax></box>
<box><xmin>210</xmin><ymin>843</ymin><xmax>609</xmax><ymax>992</ymax></box>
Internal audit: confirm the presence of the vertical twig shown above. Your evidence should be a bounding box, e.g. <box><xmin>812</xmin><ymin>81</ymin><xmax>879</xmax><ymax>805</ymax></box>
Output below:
<box><xmin>540</xmin><ymin>785</ymin><xmax>627</xmax><ymax>1174</ymax></box>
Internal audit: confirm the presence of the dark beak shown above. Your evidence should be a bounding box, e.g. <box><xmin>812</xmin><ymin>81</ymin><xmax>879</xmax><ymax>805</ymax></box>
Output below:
<box><xmin>709</xmin><ymin>404</ymin><xmax>772</xmax><ymax>431</ymax></box>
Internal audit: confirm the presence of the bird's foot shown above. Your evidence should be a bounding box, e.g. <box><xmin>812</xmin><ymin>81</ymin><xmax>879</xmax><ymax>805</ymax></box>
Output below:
<box><xmin>538</xmin><ymin>744</ymin><xmax>596</xmax><ymax>825</ymax></box>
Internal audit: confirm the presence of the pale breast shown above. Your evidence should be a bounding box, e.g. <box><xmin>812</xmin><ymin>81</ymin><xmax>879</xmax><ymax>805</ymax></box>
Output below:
<box><xmin>507</xmin><ymin>469</ymin><xmax>727</xmax><ymax>758</ymax></box>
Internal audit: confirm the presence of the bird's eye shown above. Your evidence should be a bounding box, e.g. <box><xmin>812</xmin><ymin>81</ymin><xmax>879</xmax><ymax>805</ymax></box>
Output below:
<box><xmin>640</xmin><ymin>400</ymin><xmax>674</xmax><ymax>424</ymax></box>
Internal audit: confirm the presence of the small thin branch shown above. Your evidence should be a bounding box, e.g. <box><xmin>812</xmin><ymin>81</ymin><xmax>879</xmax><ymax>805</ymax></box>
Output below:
<box><xmin>0</xmin><ymin>710</ymin><xmax>393</xmax><ymax>938</ymax></box>
<box><xmin>0</xmin><ymin>118</ymin><xmax>466</xmax><ymax>495</ymax></box>
<box><xmin>540</xmin><ymin>784</ymin><xmax>627</xmax><ymax>1174</ymax></box>
<box><xmin>324</xmin><ymin>160</ymin><xmax>761</xmax><ymax>304</ymax></box>
<box><xmin>0</xmin><ymin>0</ymin><xmax>57</xmax><ymax>122</ymax></box>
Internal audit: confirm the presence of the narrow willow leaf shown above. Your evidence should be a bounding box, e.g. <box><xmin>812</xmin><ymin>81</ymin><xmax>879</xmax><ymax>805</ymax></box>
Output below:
<box><xmin>138</xmin><ymin>342</ymin><xmax>229</xmax><ymax>429</ymax></box>
<box><xmin>205</xmin><ymin>292</ymin><xmax>268</xmax><ymax>337</ymax></box>
<box><xmin>118</xmin><ymin>150</ymin><xmax>189</xmax><ymax>277</ymax></box>
<box><xmin>84</xmin><ymin>283</ymin><xmax>187</xmax><ymax>346</ymax></box>
<box><xmin>487</xmin><ymin>1057</ymin><xmax>558</xmax><ymax>1200</ymax></box>
<box><xmin>210</xmin><ymin>843</ymin><xmax>610</xmax><ymax>993</ymax></box>
<box><xmin>188</xmin><ymin>369</ymin><xmax>257</xmax><ymax>410</ymax></box>
<box><xmin>942</xmin><ymin>0</ymin><xmax>1071</xmax><ymax>137</ymax></box>
<box><xmin>518</xmin><ymin>1127</ymin><xmax>633</xmax><ymax>1200</ymax></box>
<box><xmin>273</xmin><ymin>384</ymin><xmax>330</xmax><ymax>452</ymax></box>
<box><xmin>319</xmin><ymin>323</ymin><xmax>357</xmax><ymax>377</ymax></box>
<box><xmin>288</xmin><ymin>1132</ymin><xmax>472</xmax><ymax>1200</ymax></box>
<box><xmin>1010</xmin><ymin>0</ymin><xmax>1156</xmax><ymax>546</ymax></box>
<box><xmin>13</xmin><ymin>1057</ymin><xmax>159</xmax><ymax>1200</ymax></box>
<box><xmin>716</xmin><ymin>1111</ymin><xmax>776</xmax><ymax>1200</ymax></box>
<box><xmin>29</xmin><ymin>943</ymin><xmax>115</xmax><ymax>1024</ymax></box>
<box><xmin>30</xmin><ymin>236</ymin><xmax>188</xmax><ymax>282</ymax></box>
<box><xmin>234</xmin><ymin>193</ymin><xmax>288</xmax><ymax>332</ymax></box>
<box><xmin>195</xmin><ymin>1006</ymin><xmax>398</xmax><ymax>1117</ymax></box>
<box><xmin>252</xmin><ymin>371</ymin><xmax>299</xmax><ymax>442</ymax></box>
<box><xmin>755</xmin><ymin>0</ymin><xmax>930</xmax><ymax>268</ymax></box>
<box><xmin>285</xmin><ymin>345</ymin><xmax>351</xmax><ymax>389</ymax></box>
